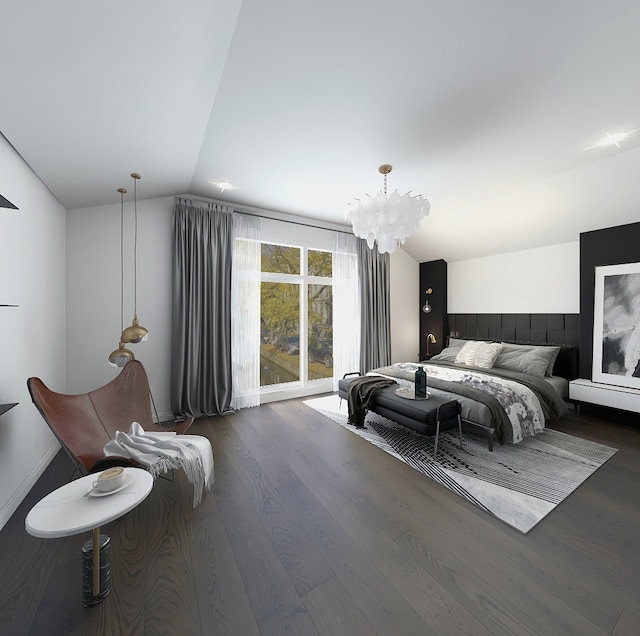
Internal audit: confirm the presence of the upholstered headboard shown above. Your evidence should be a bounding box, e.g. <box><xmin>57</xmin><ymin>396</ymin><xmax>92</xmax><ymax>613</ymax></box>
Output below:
<box><xmin>447</xmin><ymin>313</ymin><xmax>579</xmax><ymax>380</ymax></box>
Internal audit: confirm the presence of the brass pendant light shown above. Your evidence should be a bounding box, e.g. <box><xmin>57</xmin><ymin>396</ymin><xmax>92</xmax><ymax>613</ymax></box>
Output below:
<box><xmin>109</xmin><ymin>187</ymin><xmax>135</xmax><ymax>367</ymax></box>
<box><xmin>120</xmin><ymin>173</ymin><xmax>149</xmax><ymax>344</ymax></box>
<box><xmin>108</xmin><ymin>341</ymin><xmax>136</xmax><ymax>367</ymax></box>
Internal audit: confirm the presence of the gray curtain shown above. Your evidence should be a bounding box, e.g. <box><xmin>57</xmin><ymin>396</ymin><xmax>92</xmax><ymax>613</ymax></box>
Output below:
<box><xmin>172</xmin><ymin>198</ymin><xmax>233</xmax><ymax>418</ymax></box>
<box><xmin>357</xmin><ymin>239</ymin><xmax>391</xmax><ymax>372</ymax></box>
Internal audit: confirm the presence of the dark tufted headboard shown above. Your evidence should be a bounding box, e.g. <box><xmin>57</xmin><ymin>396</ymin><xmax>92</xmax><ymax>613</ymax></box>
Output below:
<box><xmin>447</xmin><ymin>313</ymin><xmax>579</xmax><ymax>380</ymax></box>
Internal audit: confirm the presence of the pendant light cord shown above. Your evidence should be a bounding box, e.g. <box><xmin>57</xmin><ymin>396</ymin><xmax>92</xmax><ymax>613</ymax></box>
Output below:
<box><xmin>118</xmin><ymin>188</ymin><xmax>126</xmax><ymax>333</ymax></box>
<box><xmin>132</xmin><ymin>174</ymin><xmax>139</xmax><ymax>317</ymax></box>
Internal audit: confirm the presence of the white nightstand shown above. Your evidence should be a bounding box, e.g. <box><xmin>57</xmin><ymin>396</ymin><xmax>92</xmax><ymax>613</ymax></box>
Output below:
<box><xmin>569</xmin><ymin>378</ymin><xmax>640</xmax><ymax>413</ymax></box>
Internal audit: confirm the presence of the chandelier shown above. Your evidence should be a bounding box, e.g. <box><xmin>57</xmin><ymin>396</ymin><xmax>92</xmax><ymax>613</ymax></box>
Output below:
<box><xmin>346</xmin><ymin>164</ymin><xmax>430</xmax><ymax>254</ymax></box>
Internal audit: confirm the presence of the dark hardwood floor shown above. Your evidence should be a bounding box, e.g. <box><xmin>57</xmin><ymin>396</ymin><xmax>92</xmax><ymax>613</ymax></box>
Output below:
<box><xmin>1</xmin><ymin>398</ymin><xmax>639</xmax><ymax>635</ymax></box>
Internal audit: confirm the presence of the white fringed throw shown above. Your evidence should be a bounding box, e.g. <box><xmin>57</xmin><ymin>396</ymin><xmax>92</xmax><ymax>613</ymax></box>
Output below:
<box><xmin>103</xmin><ymin>422</ymin><xmax>214</xmax><ymax>507</ymax></box>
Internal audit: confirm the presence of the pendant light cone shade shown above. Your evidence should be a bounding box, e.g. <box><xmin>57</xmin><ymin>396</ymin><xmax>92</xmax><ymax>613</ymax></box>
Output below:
<box><xmin>121</xmin><ymin>313</ymin><xmax>149</xmax><ymax>343</ymax></box>
<box><xmin>123</xmin><ymin>172</ymin><xmax>149</xmax><ymax>345</ymax></box>
<box><xmin>108</xmin><ymin>342</ymin><xmax>136</xmax><ymax>368</ymax></box>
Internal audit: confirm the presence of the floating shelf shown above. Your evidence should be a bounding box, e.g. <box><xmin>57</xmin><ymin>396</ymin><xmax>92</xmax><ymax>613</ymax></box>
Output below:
<box><xmin>0</xmin><ymin>403</ymin><xmax>18</xmax><ymax>417</ymax></box>
<box><xmin>0</xmin><ymin>194</ymin><xmax>18</xmax><ymax>209</ymax></box>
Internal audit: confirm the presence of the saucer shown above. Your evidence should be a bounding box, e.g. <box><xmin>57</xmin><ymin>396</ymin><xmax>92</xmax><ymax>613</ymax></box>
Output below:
<box><xmin>87</xmin><ymin>473</ymin><xmax>134</xmax><ymax>498</ymax></box>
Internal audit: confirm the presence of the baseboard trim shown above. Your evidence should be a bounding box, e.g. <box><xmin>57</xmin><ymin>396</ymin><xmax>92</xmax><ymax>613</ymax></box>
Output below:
<box><xmin>154</xmin><ymin>411</ymin><xmax>177</xmax><ymax>423</ymax></box>
<box><xmin>0</xmin><ymin>442</ymin><xmax>60</xmax><ymax>532</ymax></box>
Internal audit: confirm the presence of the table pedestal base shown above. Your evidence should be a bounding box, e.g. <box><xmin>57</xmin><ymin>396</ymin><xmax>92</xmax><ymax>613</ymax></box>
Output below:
<box><xmin>81</xmin><ymin>532</ymin><xmax>110</xmax><ymax>607</ymax></box>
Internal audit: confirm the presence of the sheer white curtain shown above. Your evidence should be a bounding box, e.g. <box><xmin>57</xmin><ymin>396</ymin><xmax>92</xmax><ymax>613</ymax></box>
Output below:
<box><xmin>332</xmin><ymin>232</ymin><xmax>360</xmax><ymax>390</ymax></box>
<box><xmin>231</xmin><ymin>212</ymin><xmax>261</xmax><ymax>409</ymax></box>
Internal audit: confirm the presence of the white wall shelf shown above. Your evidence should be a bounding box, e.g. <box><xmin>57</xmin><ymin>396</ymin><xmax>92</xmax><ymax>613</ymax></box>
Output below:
<box><xmin>569</xmin><ymin>378</ymin><xmax>640</xmax><ymax>413</ymax></box>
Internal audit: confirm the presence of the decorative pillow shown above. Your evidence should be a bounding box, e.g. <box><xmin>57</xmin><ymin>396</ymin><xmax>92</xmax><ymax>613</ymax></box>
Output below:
<box><xmin>493</xmin><ymin>343</ymin><xmax>560</xmax><ymax>378</ymax></box>
<box><xmin>454</xmin><ymin>340</ymin><xmax>482</xmax><ymax>365</ymax></box>
<box><xmin>454</xmin><ymin>340</ymin><xmax>502</xmax><ymax>368</ymax></box>
<box><xmin>473</xmin><ymin>342</ymin><xmax>503</xmax><ymax>369</ymax></box>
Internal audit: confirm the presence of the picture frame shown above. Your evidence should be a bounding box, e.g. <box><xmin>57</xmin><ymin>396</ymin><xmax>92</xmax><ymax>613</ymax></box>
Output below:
<box><xmin>592</xmin><ymin>262</ymin><xmax>640</xmax><ymax>389</ymax></box>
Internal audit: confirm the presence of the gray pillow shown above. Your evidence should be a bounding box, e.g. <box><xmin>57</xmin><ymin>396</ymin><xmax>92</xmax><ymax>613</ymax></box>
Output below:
<box><xmin>431</xmin><ymin>338</ymin><xmax>469</xmax><ymax>362</ymax></box>
<box><xmin>494</xmin><ymin>343</ymin><xmax>560</xmax><ymax>378</ymax></box>
<box><xmin>430</xmin><ymin>347</ymin><xmax>459</xmax><ymax>362</ymax></box>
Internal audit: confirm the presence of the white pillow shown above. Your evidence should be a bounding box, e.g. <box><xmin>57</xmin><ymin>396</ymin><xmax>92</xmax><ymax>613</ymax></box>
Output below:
<box><xmin>455</xmin><ymin>340</ymin><xmax>482</xmax><ymax>365</ymax></box>
<box><xmin>454</xmin><ymin>340</ymin><xmax>502</xmax><ymax>369</ymax></box>
<box><xmin>473</xmin><ymin>342</ymin><xmax>503</xmax><ymax>368</ymax></box>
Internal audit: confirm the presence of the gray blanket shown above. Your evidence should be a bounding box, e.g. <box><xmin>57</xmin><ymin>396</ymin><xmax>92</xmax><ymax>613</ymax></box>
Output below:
<box><xmin>347</xmin><ymin>376</ymin><xmax>397</xmax><ymax>427</ymax></box>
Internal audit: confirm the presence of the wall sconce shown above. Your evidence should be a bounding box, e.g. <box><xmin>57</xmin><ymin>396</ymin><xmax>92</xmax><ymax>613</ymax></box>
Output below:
<box><xmin>422</xmin><ymin>288</ymin><xmax>433</xmax><ymax>313</ymax></box>
<box><xmin>426</xmin><ymin>333</ymin><xmax>437</xmax><ymax>356</ymax></box>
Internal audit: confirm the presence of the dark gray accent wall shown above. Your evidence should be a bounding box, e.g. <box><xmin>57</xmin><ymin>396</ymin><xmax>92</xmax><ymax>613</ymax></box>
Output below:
<box><xmin>579</xmin><ymin>221</ymin><xmax>640</xmax><ymax>379</ymax></box>
<box><xmin>419</xmin><ymin>259</ymin><xmax>447</xmax><ymax>359</ymax></box>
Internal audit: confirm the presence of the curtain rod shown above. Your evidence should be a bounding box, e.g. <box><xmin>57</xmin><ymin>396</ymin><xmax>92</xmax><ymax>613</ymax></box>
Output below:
<box><xmin>174</xmin><ymin>194</ymin><xmax>354</xmax><ymax>235</ymax></box>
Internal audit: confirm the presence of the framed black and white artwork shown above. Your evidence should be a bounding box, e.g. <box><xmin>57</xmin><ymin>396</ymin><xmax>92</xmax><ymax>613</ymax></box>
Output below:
<box><xmin>592</xmin><ymin>262</ymin><xmax>640</xmax><ymax>389</ymax></box>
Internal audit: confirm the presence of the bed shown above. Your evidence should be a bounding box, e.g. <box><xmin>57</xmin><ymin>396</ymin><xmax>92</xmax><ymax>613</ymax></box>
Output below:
<box><xmin>361</xmin><ymin>338</ymin><xmax>575</xmax><ymax>446</ymax></box>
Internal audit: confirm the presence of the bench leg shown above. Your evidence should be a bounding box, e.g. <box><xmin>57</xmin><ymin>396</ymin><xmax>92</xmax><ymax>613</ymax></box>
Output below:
<box><xmin>487</xmin><ymin>428</ymin><xmax>494</xmax><ymax>452</ymax></box>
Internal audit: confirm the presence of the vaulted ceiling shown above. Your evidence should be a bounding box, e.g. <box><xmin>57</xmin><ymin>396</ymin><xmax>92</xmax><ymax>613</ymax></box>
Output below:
<box><xmin>2</xmin><ymin>1</ymin><xmax>640</xmax><ymax>262</ymax></box>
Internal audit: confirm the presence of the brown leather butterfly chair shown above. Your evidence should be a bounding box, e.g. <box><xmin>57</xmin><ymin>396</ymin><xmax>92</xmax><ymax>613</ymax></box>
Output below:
<box><xmin>27</xmin><ymin>360</ymin><xmax>194</xmax><ymax>475</ymax></box>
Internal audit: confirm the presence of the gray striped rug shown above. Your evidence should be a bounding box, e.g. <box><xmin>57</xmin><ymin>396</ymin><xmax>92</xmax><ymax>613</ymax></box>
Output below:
<box><xmin>304</xmin><ymin>394</ymin><xmax>617</xmax><ymax>534</ymax></box>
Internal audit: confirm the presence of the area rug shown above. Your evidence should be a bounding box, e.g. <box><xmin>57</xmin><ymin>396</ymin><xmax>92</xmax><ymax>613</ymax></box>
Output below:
<box><xmin>303</xmin><ymin>394</ymin><xmax>618</xmax><ymax>534</ymax></box>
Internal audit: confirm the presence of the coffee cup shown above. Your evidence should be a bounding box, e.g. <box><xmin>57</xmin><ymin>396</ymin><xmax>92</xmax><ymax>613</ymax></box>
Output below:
<box><xmin>93</xmin><ymin>467</ymin><xmax>126</xmax><ymax>492</ymax></box>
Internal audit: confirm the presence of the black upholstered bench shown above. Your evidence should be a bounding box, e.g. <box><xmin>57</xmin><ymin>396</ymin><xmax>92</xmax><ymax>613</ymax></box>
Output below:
<box><xmin>338</xmin><ymin>375</ymin><xmax>463</xmax><ymax>457</ymax></box>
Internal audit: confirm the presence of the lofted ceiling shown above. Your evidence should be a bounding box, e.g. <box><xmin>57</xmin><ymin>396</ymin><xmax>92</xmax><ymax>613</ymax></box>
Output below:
<box><xmin>2</xmin><ymin>0</ymin><xmax>640</xmax><ymax>263</ymax></box>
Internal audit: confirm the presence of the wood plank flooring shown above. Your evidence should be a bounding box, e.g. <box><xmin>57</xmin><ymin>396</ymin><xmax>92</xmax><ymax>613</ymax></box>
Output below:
<box><xmin>0</xmin><ymin>398</ymin><xmax>639</xmax><ymax>635</ymax></box>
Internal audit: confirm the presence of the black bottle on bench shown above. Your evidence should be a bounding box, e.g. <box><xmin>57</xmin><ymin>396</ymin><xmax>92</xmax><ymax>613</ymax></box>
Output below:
<box><xmin>415</xmin><ymin>365</ymin><xmax>427</xmax><ymax>400</ymax></box>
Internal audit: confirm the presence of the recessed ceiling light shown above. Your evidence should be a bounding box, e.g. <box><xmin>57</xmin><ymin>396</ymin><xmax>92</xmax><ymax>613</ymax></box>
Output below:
<box><xmin>209</xmin><ymin>180</ymin><xmax>238</xmax><ymax>193</ymax></box>
<box><xmin>585</xmin><ymin>129</ymin><xmax>639</xmax><ymax>150</ymax></box>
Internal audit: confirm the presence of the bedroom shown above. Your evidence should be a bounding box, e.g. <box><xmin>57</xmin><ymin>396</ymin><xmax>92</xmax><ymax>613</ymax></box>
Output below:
<box><xmin>1</xmin><ymin>1</ymin><xmax>640</xmax><ymax>633</ymax></box>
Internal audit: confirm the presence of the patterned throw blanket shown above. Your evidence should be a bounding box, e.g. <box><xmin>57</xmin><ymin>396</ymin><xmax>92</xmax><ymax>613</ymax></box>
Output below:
<box><xmin>369</xmin><ymin>362</ymin><xmax>568</xmax><ymax>444</ymax></box>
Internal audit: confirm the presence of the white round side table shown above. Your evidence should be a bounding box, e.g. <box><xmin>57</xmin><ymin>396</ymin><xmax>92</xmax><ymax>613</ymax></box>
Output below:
<box><xmin>25</xmin><ymin>467</ymin><xmax>153</xmax><ymax>606</ymax></box>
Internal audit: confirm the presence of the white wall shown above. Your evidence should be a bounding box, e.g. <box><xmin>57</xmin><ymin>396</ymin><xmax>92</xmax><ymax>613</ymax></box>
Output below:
<box><xmin>448</xmin><ymin>241</ymin><xmax>580</xmax><ymax>313</ymax></box>
<box><xmin>390</xmin><ymin>247</ymin><xmax>420</xmax><ymax>362</ymax></box>
<box><xmin>67</xmin><ymin>195</ymin><xmax>176</xmax><ymax>420</ymax></box>
<box><xmin>0</xmin><ymin>135</ymin><xmax>67</xmax><ymax>530</ymax></box>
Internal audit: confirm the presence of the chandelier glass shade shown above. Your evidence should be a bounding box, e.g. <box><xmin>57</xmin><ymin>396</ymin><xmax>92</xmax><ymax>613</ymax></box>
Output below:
<box><xmin>347</xmin><ymin>165</ymin><xmax>430</xmax><ymax>254</ymax></box>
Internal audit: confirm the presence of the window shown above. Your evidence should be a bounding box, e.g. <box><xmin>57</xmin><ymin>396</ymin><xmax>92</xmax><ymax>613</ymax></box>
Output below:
<box><xmin>259</xmin><ymin>243</ymin><xmax>333</xmax><ymax>390</ymax></box>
